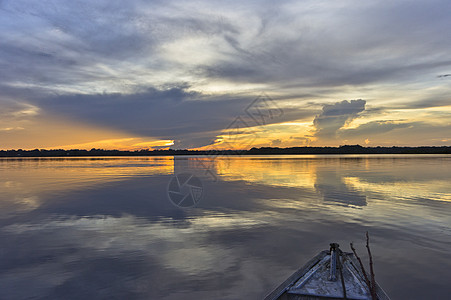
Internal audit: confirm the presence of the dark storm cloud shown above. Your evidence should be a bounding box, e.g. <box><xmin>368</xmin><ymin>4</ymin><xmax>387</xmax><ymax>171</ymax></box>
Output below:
<box><xmin>313</xmin><ymin>100</ymin><xmax>366</xmax><ymax>140</ymax></box>
<box><xmin>29</xmin><ymin>86</ymin><xmax>315</xmax><ymax>149</ymax></box>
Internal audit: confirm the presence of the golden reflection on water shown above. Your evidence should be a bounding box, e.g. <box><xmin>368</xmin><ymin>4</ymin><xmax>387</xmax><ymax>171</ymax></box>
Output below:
<box><xmin>343</xmin><ymin>177</ymin><xmax>451</xmax><ymax>203</ymax></box>
<box><xmin>1</xmin><ymin>155</ymin><xmax>451</xmax><ymax>214</ymax></box>
<box><xmin>213</xmin><ymin>156</ymin><xmax>318</xmax><ymax>189</ymax></box>
<box><xmin>0</xmin><ymin>157</ymin><xmax>174</xmax><ymax>212</ymax></box>
<box><xmin>201</xmin><ymin>155</ymin><xmax>451</xmax><ymax>233</ymax></box>
<box><xmin>203</xmin><ymin>155</ymin><xmax>451</xmax><ymax>203</ymax></box>
<box><xmin>0</xmin><ymin>155</ymin><xmax>450</xmax><ymax>299</ymax></box>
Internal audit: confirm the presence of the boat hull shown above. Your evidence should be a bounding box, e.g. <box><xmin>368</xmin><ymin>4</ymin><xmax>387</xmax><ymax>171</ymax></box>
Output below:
<box><xmin>264</xmin><ymin>250</ymin><xmax>390</xmax><ymax>300</ymax></box>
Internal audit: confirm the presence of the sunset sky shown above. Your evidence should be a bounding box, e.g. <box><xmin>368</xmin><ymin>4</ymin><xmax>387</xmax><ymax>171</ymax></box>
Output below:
<box><xmin>1</xmin><ymin>0</ymin><xmax>450</xmax><ymax>150</ymax></box>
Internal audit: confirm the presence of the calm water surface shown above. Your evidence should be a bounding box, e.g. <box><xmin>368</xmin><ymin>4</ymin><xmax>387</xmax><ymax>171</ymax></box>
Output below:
<box><xmin>0</xmin><ymin>155</ymin><xmax>450</xmax><ymax>299</ymax></box>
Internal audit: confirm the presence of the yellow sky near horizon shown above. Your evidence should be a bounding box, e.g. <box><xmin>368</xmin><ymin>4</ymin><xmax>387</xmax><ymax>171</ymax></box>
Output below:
<box><xmin>1</xmin><ymin>99</ymin><xmax>451</xmax><ymax>151</ymax></box>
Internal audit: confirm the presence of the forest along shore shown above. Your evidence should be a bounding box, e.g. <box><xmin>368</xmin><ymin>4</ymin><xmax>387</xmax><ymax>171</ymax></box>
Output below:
<box><xmin>1</xmin><ymin>145</ymin><xmax>451</xmax><ymax>157</ymax></box>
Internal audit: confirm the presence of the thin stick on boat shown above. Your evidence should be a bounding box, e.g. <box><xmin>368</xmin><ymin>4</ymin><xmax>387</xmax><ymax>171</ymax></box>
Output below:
<box><xmin>337</xmin><ymin>254</ymin><xmax>347</xmax><ymax>299</ymax></box>
<box><xmin>366</xmin><ymin>231</ymin><xmax>377</xmax><ymax>300</ymax></box>
<box><xmin>350</xmin><ymin>242</ymin><xmax>372</xmax><ymax>295</ymax></box>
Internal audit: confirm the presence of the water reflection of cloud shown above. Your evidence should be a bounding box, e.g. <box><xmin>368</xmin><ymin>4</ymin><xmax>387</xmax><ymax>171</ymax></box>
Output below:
<box><xmin>194</xmin><ymin>156</ymin><xmax>318</xmax><ymax>189</ymax></box>
<box><xmin>195</xmin><ymin>156</ymin><xmax>368</xmax><ymax>208</ymax></box>
<box><xmin>315</xmin><ymin>171</ymin><xmax>367</xmax><ymax>207</ymax></box>
<box><xmin>1</xmin><ymin>213</ymin><xmax>269</xmax><ymax>299</ymax></box>
<box><xmin>0</xmin><ymin>157</ymin><xmax>174</xmax><ymax>215</ymax></box>
<box><xmin>344</xmin><ymin>177</ymin><xmax>451</xmax><ymax>203</ymax></box>
<box><xmin>0</xmin><ymin>156</ymin><xmax>450</xmax><ymax>299</ymax></box>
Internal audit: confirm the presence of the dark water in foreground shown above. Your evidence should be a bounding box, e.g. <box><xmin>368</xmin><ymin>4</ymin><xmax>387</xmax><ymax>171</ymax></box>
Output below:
<box><xmin>0</xmin><ymin>155</ymin><xmax>450</xmax><ymax>299</ymax></box>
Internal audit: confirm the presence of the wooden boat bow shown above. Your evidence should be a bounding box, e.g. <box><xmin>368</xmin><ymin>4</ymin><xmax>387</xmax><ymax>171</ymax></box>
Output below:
<box><xmin>264</xmin><ymin>243</ymin><xmax>390</xmax><ymax>300</ymax></box>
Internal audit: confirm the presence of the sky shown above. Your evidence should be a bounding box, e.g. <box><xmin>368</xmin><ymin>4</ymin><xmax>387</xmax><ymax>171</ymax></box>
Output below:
<box><xmin>0</xmin><ymin>0</ymin><xmax>450</xmax><ymax>150</ymax></box>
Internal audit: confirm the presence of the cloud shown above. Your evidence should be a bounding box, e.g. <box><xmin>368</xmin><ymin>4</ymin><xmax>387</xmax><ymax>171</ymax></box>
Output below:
<box><xmin>1</xmin><ymin>0</ymin><xmax>451</xmax><ymax>148</ymax></box>
<box><xmin>336</xmin><ymin>120</ymin><xmax>451</xmax><ymax>146</ymax></box>
<box><xmin>37</xmin><ymin>85</ymin><xmax>233</xmax><ymax>149</ymax></box>
<box><xmin>404</xmin><ymin>96</ymin><xmax>451</xmax><ymax>109</ymax></box>
<box><xmin>339</xmin><ymin>120</ymin><xmax>413</xmax><ymax>138</ymax></box>
<box><xmin>289</xmin><ymin>136</ymin><xmax>311</xmax><ymax>146</ymax></box>
<box><xmin>313</xmin><ymin>100</ymin><xmax>366</xmax><ymax>140</ymax></box>
<box><xmin>0</xmin><ymin>100</ymin><xmax>40</xmax><ymax>121</ymax></box>
<box><xmin>270</xmin><ymin>139</ymin><xmax>282</xmax><ymax>146</ymax></box>
<box><xmin>20</xmin><ymin>85</ymin><xmax>312</xmax><ymax>149</ymax></box>
<box><xmin>193</xmin><ymin>1</ymin><xmax>451</xmax><ymax>89</ymax></box>
<box><xmin>2</xmin><ymin>0</ymin><xmax>451</xmax><ymax>94</ymax></box>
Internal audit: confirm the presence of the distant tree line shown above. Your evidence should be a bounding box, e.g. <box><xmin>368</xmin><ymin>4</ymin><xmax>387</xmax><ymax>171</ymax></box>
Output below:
<box><xmin>247</xmin><ymin>145</ymin><xmax>451</xmax><ymax>154</ymax></box>
<box><xmin>0</xmin><ymin>145</ymin><xmax>450</xmax><ymax>157</ymax></box>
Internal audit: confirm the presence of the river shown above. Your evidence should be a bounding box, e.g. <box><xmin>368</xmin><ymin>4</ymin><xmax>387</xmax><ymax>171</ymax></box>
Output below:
<box><xmin>0</xmin><ymin>155</ymin><xmax>450</xmax><ymax>299</ymax></box>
